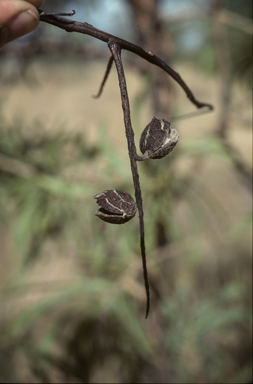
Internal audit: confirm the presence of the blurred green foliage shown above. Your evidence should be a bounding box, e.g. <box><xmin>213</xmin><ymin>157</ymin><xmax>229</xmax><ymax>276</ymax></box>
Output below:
<box><xmin>170</xmin><ymin>0</ymin><xmax>252</xmax><ymax>86</ymax></box>
<box><xmin>0</xmin><ymin>109</ymin><xmax>251</xmax><ymax>383</ymax></box>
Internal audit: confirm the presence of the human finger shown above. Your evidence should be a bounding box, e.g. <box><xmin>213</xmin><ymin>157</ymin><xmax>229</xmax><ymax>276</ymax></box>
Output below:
<box><xmin>0</xmin><ymin>0</ymin><xmax>42</xmax><ymax>47</ymax></box>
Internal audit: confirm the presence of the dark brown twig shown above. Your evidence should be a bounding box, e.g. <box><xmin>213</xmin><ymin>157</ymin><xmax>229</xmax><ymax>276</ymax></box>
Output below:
<box><xmin>93</xmin><ymin>55</ymin><xmax>114</xmax><ymax>98</ymax></box>
<box><xmin>38</xmin><ymin>9</ymin><xmax>213</xmax><ymax>113</ymax></box>
<box><xmin>38</xmin><ymin>9</ymin><xmax>76</xmax><ymax>18</ymax></box>
<box><xmin>36</xmin><ymin>8</ymin><xmax>214</xmax><ymax>318</ymax></box>
<box><xmin>108</xmin><ymin>41</ymin><xmax>150</xmax><ymax>318</ymax></box>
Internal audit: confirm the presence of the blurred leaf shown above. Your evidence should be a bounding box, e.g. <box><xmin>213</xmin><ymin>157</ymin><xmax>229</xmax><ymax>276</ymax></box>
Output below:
<box><xmin>179</xmin><ymin>135</ymin><xmax>233</xmax><ymax>162</ymax></box>
<box><xmin>6</xmin><ymin>277</ymin><xmax>112</xmax><ymax>337</ymax></box>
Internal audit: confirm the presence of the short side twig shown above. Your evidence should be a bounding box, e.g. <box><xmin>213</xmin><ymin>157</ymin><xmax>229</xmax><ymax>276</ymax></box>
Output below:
<box><xmin>108</xmin><ymin>40</ymin><xmax>150</xmax><ymax>318</ymax></box>
<box><xmin>93</xmin><ymin>55</ymin><xmax>114</xmax><ymax>98</ymax></box>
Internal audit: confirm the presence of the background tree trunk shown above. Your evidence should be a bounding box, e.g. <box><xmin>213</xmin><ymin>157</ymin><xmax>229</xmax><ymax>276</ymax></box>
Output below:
<box><xmin>126</xmin><ymin>0</ymin><xmax>174</xmax><ymax>117</ymax></box>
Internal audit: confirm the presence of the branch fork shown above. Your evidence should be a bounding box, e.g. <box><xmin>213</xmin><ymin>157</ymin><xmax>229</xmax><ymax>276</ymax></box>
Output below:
<box><xmin>38</xmin><ymin>9</ymin><xmax>214</xmax><ymax>318</ymax></box>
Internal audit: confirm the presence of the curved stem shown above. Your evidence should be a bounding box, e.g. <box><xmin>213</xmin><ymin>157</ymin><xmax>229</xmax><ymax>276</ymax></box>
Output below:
<box><xmin>108</xmin><ymin>40</ymin><xmax>150</xmax><ymax>318</ymax></box>
<box><xmin>38</xmin><ymin>9</ymin><xmax>213</xmax><ymax>112</ymax></box>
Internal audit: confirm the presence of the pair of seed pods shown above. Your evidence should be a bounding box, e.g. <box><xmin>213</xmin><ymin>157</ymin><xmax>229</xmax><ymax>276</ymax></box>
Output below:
<box><xmin>94</xmin><ymin>117</ymin><xmax>179</xmax><ymax>223</ymax></box>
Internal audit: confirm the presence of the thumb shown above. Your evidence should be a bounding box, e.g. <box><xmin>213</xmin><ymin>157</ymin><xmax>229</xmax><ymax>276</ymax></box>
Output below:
<box><xmin>0</xmin><ymin>1</ymin><xmax>39</xmax><ymax>47</ymax></box>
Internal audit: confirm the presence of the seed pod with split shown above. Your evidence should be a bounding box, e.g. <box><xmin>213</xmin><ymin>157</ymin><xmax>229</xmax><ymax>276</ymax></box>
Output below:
<box><xmin>94</xmin><ymin>189</ymin><xmax>137</xmax><ymax>224</ymax></box>
<box><xmin>139</xmin><ymin>116</ymin><xmax>179</xmax><ymax>160</ymax></box>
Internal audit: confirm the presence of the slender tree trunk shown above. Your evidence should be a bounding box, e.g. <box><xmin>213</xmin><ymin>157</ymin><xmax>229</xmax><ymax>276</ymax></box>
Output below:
<box><xmin>212</xmin><ymin>0</ymin><xmax>231</xmax><ymax>138</ymax></box>
<box><xmin>126</xmin><ymin>0</ymin><xmax>174</xmax><ymax>117</ymax></box>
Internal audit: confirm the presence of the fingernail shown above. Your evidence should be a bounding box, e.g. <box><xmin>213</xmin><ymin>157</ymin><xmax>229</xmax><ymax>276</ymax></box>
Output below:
<box><xmin>0</xmin><ymin>9</ymin><xmax>39</xmax><ymax>47</ymax></box>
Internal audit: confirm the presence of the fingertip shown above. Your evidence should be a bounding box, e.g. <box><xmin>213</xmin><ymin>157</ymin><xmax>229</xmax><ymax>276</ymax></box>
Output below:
<box><xmin>0</xmin><ymin>8</ymin><xmax>39</xmax><ymax>47</ymax></box>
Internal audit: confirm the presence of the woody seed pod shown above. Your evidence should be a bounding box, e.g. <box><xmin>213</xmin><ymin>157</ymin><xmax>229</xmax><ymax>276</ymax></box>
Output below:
<box><xmin>139</xmin><ymin>116</ymin><xmax>179</xmax><ymax>160</ymax></box>
<box><xmin>94</xmin><ymin>189</ymin><xmax>137</xmax><ymax>224</ymax></box>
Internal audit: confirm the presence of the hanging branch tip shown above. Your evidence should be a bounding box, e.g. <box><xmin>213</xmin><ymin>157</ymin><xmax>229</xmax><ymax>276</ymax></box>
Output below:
<box><xmin>38</xmin><ymin>9</ymin><xmax>75</xmax><ymax>17</ymax></box>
